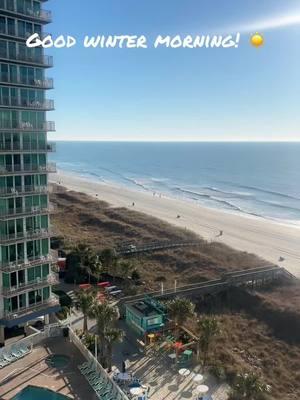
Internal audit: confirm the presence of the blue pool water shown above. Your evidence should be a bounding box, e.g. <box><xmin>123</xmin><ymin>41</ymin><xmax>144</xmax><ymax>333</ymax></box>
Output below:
<box><xmin>46</xmin><ymin>354</ymin><xmax>70</xmax><ymax>368</ymax></box>
<box><xmin>13</xmin><ymin>386</ymin><xmax>71</xmax><ymax>400</ymax></box>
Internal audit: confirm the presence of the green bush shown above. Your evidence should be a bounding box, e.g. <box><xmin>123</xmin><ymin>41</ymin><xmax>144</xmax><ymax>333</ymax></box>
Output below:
<box><xmin>53</xmin><ymin>289</ymin><xmax>73</xmax><ymax>308</ymax></box>
<box><xmin>56</xmin><ymin>306</ymin><xmax>69</xmax><ymax>320</ymax></box>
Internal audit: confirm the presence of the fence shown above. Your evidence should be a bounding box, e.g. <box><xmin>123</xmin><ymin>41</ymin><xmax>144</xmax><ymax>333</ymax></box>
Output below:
<box><xmin>68</xmin><ymin>327</ymin><xmax>130</xmax><ymax>400</ymax></box>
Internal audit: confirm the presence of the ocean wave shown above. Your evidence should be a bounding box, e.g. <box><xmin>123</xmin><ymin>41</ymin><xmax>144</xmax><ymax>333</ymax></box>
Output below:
<box><xmin>217</xmin><ymin>180</ymin><xmax>300</xmax><ymax>202</ymax></box>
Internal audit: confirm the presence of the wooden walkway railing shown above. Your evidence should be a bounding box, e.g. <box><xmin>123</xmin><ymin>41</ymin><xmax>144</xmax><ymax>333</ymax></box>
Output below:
<box><xmin>119</xmin><ymin>265</ymin><xmax>296</xmax><ymax>308</ymax></box>
<box><xmin>116</xmin><ymin>240</ymin><xmax>201</xmax><ymax>256</ymax></box>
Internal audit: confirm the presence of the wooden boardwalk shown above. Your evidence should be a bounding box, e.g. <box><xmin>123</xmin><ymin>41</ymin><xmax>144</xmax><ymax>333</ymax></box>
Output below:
<box><xmin>119</xmin><ymin>265</ymin><xmax>295</xmax><ymax>309</ymax></box>
<box><xmin>116</xmin><ymin>240</ymin><xmax>201</xmax><ymax>256</ymax></box>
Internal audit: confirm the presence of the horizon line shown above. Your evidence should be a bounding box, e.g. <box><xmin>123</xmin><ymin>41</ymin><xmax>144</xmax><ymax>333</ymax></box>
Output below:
<box><xmin>51</xmin><ymin>139</ymin><xmax>300</xmax><ymax>143</ymax></box>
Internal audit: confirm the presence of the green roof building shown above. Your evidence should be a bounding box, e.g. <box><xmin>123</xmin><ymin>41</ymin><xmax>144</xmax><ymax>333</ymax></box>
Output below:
<box><xmin>125</xmin><ymin>297</ymin><xmax>166</xmax><ymax>336</ymax></box>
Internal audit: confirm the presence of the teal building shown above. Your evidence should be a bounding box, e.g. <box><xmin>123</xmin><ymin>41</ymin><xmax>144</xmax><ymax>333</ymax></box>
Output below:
<box><xmin>125</xmin><ymin>298</ymin><xmax>166</xmax><ymax>336</ymax></box>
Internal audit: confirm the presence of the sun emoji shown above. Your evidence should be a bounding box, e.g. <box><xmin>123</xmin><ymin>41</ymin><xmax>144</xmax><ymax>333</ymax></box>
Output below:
<box><xmin>250</xmin><ymin>33</ymin><xmax>264</xmax><ymax>47</ymax></box>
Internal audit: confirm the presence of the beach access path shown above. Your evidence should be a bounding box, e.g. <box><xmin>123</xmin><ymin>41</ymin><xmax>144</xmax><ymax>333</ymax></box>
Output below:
<box><xmin>51</xmin><ymin>171</ymin><xmax>300</xmax><ymax>278</ymax></box>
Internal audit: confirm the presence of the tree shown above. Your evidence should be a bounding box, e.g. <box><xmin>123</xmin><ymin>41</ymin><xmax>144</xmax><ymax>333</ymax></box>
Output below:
<box><xmin>197</xmin><ymin>316</ymin><xmax>220</xmax><ymax>366</ymax></box>
<box><xmin>90</xmin><ymin>301</ymin><xmax>119</xmax><ymax>363</ymax></box>
<box><xmin>99</xmin><ymin>248</ymin><xmax>118</xmax><ymax>280</ymax></box>
<box><xmin>117</xmin><ymin>259</ymin><xmax>135</xmax><ymax>281</ymax></box>
<box><xmin>230</xmin><ymin>372</ymin><xmax>271</xmax><ymax>400</ymax></box>
<box><xmin>73</xmin><ymin>243</ymin><xmax>99</xmax><ymax>283</ymax></box>
<box><xmin>105</xmin><ymin>328</ymin><xmax>124</xmax><ymax>372</ymax></box>
<box><xmin>166</xmin><ymin>297</ymin><xmax>195</xmax><ymax>361</ymax></box>
<box><xmin>87</xmin><ymin>257</ymin><xmax>103</xmax><ymax>283</ymax></box>
<box><xmin>77</xmin><ymin>289</ymin><xmax>96</xmax><ymax>333</ymax></box>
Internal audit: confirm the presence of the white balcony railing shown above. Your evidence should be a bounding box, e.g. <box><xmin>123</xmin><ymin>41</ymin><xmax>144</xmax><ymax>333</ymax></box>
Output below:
<box><xmin>0</xmin><ymin>228</ymin><xmax>53</xmax><ymax>244</ymax></box>
<box><xmin>0</xmin><ymin>98</ymin><xmax>54</xmax><ymax>110</ymax></box>
<box><xmin>0</xmin><ymin>162</ymin><xmax>56</xmax><ymax>174</ymax></box>
<box><xmin>1</xmin><ymin>274</ymin><xmax>59</xmax><ymax>296</ymax></box>
<box><xmin>0</xmin><ymin>254</ymin><xmax>56</xmax><ymax>272</ymax></box>
<box><xmin>0</xmin><ymin>185</ymin><xmax>49</xmax><ymax>197</ymax></box>
<box><xmin>3</xmin><ymin>296</ymin><xmax>60</xmax><ymax>321</ymax></box>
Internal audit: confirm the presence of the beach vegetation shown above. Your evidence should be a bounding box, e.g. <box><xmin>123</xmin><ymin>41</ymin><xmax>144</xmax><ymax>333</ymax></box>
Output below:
<box><xmin>229</xmin><ymin>372</ymin><xmax>271</xmax><ymax>400</ymax></box>
<box><xmin>166</xmin><ymin>297</ymin><xmax>195</xmax><ymax>341</ymax></box>
<box><xmin>197</xmin><ymin>316</ymin><xmax>220</xmax><ymax>366</ymax></box>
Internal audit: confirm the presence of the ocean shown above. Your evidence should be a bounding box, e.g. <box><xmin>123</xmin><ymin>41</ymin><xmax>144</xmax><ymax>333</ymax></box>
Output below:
<box><xmin>50</xmin><ymin>142</ymin><xmax>300</xmax><ymax>226</ymax></box>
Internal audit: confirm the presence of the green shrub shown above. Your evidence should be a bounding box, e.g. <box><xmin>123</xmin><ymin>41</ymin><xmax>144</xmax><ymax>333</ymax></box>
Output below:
<box><xmin>53</xmin><ymin>289</ymin><xmax>73</xmax><ymax>308</ymax></box>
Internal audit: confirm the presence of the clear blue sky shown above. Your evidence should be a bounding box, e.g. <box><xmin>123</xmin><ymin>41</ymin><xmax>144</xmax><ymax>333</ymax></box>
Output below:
<box><xmin>46</xmin><ymin>0</ymin><xmax>300</xmax><ymax>141</ymax></box>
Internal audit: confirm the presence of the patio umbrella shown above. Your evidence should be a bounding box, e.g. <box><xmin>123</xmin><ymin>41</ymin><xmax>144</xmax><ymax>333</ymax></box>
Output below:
<box><xmin>196</xmin><ymin>384</ymin><xmax>209</xmax><ymax>394</ymax></box>
<box><xmin>193</xmin><ymin>374</ymin><xmax>204</xmax><ymax>383</ymax></box>
<box><xmin>130</xmin><ymin>387</ymin><xmax>144</xmax><ymax>396</ymax></box>
<box><xmin>178</xmin><ymin>368</ymin><xmax>191</xmax><ymax>377</ymax></box>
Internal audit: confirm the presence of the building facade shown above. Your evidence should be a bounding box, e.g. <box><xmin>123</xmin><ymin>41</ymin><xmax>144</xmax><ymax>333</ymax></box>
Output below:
<box><xmin>0</xmin><ymin>0</ymin><xmax>59</xmax><ymax>345</ymax></box>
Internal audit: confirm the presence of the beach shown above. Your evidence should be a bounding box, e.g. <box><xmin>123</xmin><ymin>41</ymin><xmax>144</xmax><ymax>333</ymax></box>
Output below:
<box><xmin>51</xmin><ymin>171</ymin><xmax>300</xmax><ymax>278</ymax></box>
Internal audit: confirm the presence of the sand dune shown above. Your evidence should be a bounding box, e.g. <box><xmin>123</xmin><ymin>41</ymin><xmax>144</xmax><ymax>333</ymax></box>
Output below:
<box><xmin>51</xmin><ymin>171</ymin><xmax>300</xmax><ymax>278</ymax></box>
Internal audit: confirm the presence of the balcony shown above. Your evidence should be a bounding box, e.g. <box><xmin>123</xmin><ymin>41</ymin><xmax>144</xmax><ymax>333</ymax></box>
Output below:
<box><xmin>0</xmin><ymin>254</ymin><xmax>56</xmax><ymax>272</ymax></box>
<box><xmin>0</xmin><ymin>7</ymin><xmax>52</xmax><ymax>24</ymax></box>
<box><xmin>0</xmin><ymin>98</ymin><xmax>54</xmax><ymax>111</ymax></box>
<box><xmin>0</xmin><ymin>121</ymin><xmax>55</xmax><ymax>131</ymax></box>
<box><xmin>0</xmin><ymin>162</ymin><xmax>56</xmax><ymax>175</ymax></box>
<box><xmin>0</xmin><ymin>52</ymin><xmax>53</xmax><ymax>67</ymax></box>
<box><xmin>0</xmin><ymin>30</ymin><xmax>49</xmax><ymax>42</ymax></box>
<box><xmin>0</xmin><ymin>185</ymin><xmax>50</xmax><ymax>197</ymax></box>
<box><xmin>0</xmin><ymin>203</ymin><xmax>56</xmax><ymax>220</ymax></box>
<box><xmin>0</xmin><ymin>142</ymin><xmax>56</xmax><ymax>153</ymax></box>
<box><xmin>1</xmin><ymin>274</ymin><xmax>59</xmax><ymax>296</ymax></box>
<box><xmin>2</xmin><ymin>296</ymin><xmax>60</xmax><ymax>323</ymax></box>
<box><xmin>0</xmin><ymin>228</ymin><xmax>53</xmax><ymax>244</ymax></box>
<box><xmin>0</xmin><ymin>77</ymin><xmax>54</xmax><ymax>89</ymax></box>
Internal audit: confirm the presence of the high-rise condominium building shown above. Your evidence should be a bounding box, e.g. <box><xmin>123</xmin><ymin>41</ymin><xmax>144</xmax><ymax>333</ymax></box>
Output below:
<box><xmin>0</xmin><ymin>0</ymin><xmax>59</xmax><ymax>345</ymax></box>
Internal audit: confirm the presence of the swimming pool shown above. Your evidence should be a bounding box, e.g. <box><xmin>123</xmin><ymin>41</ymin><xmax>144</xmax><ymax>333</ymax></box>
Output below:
<box><xmin>46</xmin><ymin>354</ymin><xmax>71</xmax><ymax>369</ymax></box>
<box><xmin>13</xmin><ymin>386</ymin><xmax>71</xmax><ymax>400</ymax></box>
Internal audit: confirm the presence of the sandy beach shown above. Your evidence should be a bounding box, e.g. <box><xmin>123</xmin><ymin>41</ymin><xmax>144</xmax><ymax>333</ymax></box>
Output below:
<box><xmin>51</xmin><ymin>171</ymin><xmax>300</xmax><ymax>278</ymax></box>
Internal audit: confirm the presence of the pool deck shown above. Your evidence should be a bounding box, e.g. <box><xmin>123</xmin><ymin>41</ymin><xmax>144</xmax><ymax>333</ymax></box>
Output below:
<box><xmin>0</xmin><ymin>337</ymin><xmax>97</xmax><ymax>400</ymax></box>
<box><xmin>109</xmin><ymin>321</ymin><xmax>230</xmax><ymax>400</ymax></box>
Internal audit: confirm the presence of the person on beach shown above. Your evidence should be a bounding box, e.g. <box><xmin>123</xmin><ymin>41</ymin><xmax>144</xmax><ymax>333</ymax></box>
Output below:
<box><xmin>132</xmin><ymin>202</ymin><xmax>135</xmax><ymax>207</ymax></box>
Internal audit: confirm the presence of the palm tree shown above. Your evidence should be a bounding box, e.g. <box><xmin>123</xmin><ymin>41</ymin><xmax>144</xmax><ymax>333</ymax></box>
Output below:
<box><xmin>74</xmin><ymin>243</ymin><xmax>98</xmax><ymax>283</ymax></box>
<box><xmin>100</xmin><ymin>248</ymin><xmax>118</xmax><ymax>280</ymax></box>
<box><xmin>77</xmin><ymin>289</ymin><xmax>96</xmax><ymax>333</ymax></box>
<box><xmin>90</xmin><ymin>301</ymin><xmax>119</xmax><ymax>363</ymax></box>
<box><xmin>197</xmin><ymin>316</ymin><xmax>220</xmax><ymax>367</ymax></box>
<box><xmin>230</xmin><ymin>372</ymin><xmax>271</xmax><ymax>400</ymax></box>
<box><xmin>167</xmin><ymin>297</ymin><xmax>195</xmax><ymax>339</ymax></box>
<box><xmin>87</xmin><ymin>257</ymin><xmax>103</xmax><ymax>283</ymax></box>
<box><xmin>117</xmin><ymin>259</ymin><xmax>135</xmax><ymax>281</ymax></box>
<box><xmin>105</xmin><ymin>328</ymin><xmax>124</xmax><ymax>372</ymax></box>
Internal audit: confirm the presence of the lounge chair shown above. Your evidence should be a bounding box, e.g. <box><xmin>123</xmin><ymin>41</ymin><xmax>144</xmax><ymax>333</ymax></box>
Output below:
<box><xmin>19</xmin><ymin>343</ymin><xmax>31</xmax><ymax>355</ymax></box>
<box><xmin>83</xmin><ymin>367</ymin><xmax>96</xmax><ymax>376</ymax></box>
<box><xmin>0</xmin><ymin>357</ymin><xmax>9</xmax><ymax>368</ymax></box>
<box><xmin>2</xmin><ymin>351</ymin><xmax>16</xmax><ymax>362</ymax></box>
<box><xmin>79</xmin><ymin>360</ymin><xmax>93</xmax><ymax>371</ymax></box>
<box><xmin>11</xmin><ymin>345</ymin><xmax>23</xmax><ymax>359</ymax></box>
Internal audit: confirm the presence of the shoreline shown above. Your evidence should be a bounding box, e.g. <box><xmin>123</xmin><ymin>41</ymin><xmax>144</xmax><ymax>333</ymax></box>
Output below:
<box><xmin>50</xmin><ymin>170</ymin><xmax>300</xmax><ymax>278</ymax></box>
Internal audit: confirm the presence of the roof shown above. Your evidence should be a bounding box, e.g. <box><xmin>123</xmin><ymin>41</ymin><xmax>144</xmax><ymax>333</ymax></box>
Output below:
<box><xmin>127</xmin><ymin>300</ymin><xmax>164</xmax><ymax>318</ymax></box>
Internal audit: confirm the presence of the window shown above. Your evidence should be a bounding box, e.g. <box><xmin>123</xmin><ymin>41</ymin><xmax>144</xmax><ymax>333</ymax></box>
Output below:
<box><xmin>0</xmin><ymin>17</ymin><xmax>5</xmax><ymax>34</ymax></box>
<box><xmin>43</xmin><ymin>286</ymin><xmax>50</xmax><ymax>300</ymax></box>
<box><xmin>0</xmin><ymin>64</ymin><xmax>8</xmax><ymax>82</ymax></box>
<box><xmin>42</xmin><ymin>263</ymin><xmax>49</xmax><ymax>277</ymax></box>
<box><xmin>18</xmin><ymin>20</ymin><xmax>25</xmax><ymax>38</ymax></box>
<box><xmin>7</xmin><ymin>18</ymin><xmax>15</xmax><ymax>36</ymax></box>
<box><xmin>0</xmin><ymin>40</ymin><xmax>7</xmax><ymax>58</ymax></box>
